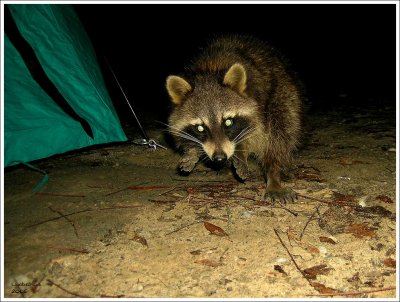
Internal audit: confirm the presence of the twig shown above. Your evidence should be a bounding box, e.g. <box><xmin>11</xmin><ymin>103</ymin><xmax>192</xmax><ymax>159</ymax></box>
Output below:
<box><xmin>105</xmin><ymin>182</ymin><xmax>149</xmax><ymax>196</ymax></box>
<box><xmin>100</xmin><ymin>294</ymin><xmax>125</xmax><ymax>298</ymax></box>
<box><xmin>48</xmin><ymin>207</ymin><xmax>79</xmax><ymax>237</ymax></box>
<box><xmin>149</xmin><ymin>273</ymin><xmax>169</xmax><ymax>288</ymax></box>
<box><xmin>297</xmin><ymin>193</ymin><xmax>356</xmax><ymax>207</ymax></box>
<box><xmin>25</xmin><ymin>205</ymin><xmax>142</xmax><ymax>229</ymax></box>
<box><xmin>166</xmin><ymin>221</ymin><xmax>203</xmax><ymax>235</ymax></box>
<box><xmin>25</xmin><ymin>208</ymin><xmax>92</xmax><ymax>229</ymax></box>
<box><xmin>149</xmin><ymin>198</ymin><xmax>177</xmax><ymax>203</ymax></box>
<box><xmin>98</xmin><ymin>205</ymin><xmax>142</xmax><ymax>210</ymax></box>
<box><xmin>296</xmin><ymin>164</ymin><xmax>321</xmax><ymax>172</ymax></box>
<box><xmin>171</xmin><ymin>178</ymin><xmax>235</xmax><ymax>183</ymax></box>
<box><xmin>273</xmin><ymin>205</ymin><xmax>299</xmax><ymax>217</ymax></box>
<box><xmin>47</xmin><ymin>245</ymin><xmax>89</xmax><ymax>254</ymax></box>
<box><xmin>273</xmin><ymin>228</ymin><xmax>313</xmax><ymax>286</ymax></box>
<box><xmin>35</xmin><ymin>192</ymin><xmax>85</xmax><ymax>198</ymax></box>
<box><xmin>105</xmin><ymin>187</ymin><xmax>129</xmax><ymax>196</ymax></box>
<box><xmin>219</xmin><ymin>247</ymin><xmax>229</xmax><ymax>263</ymax></box>
<box><xmin>158</xmin><ymin>186</ymin><xmax>178</xmax><ymax>196</ymax></box>
<box><xmin>46</xmin><ymin>279</ymin><xmax>91</xmax><ymax>298</ymax></box>
<box><xmin>306</xmin><ymin>286</ymin><xmax>396</xmax><ymax>297</ymax></box>
<box><xmin>299</xmin><ymin>205</ymin><xmax>321</xmax><ymax>240</ymax></box>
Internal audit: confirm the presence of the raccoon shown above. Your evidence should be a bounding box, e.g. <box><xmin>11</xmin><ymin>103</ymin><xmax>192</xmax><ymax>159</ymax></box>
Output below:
<box><xmin>166</xmin><ymin>35</ymin><xmax>303</xmax><ymax>202</ymax></box>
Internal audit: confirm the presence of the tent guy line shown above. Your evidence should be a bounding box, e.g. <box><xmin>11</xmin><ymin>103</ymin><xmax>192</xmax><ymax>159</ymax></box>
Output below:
<box><xmin>105</xmin><ymin>57</ymin><xmax>167</xmax><ymax>151</ymax></box>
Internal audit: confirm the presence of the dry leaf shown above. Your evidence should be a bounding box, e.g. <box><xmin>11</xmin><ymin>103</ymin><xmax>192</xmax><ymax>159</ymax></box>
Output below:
<box><xmin>383</xmin><ymin>257</ymin><xmax>396</xmax><ymax>268</ymax></box>
<box><xmin>303</xmin><ymin>264</ymin><xmax>332</xmax><ymax>279</ymax></box>
<box><xmin>204</xmin><ymin>222</ymin><xmax>229</xmax><ymax>237</ymax></box>
<box><xmin>375</xmin><ymin>195</ymin><xmax>394</xmax><ymax>203</ymax></box>
<box><xmin>310</xmin><ymin>282</ymin><xmax>337</xmax><ymax>294</ymax></box>
<box><xmin>130</xmin><ymin>234</ymin><xmax>148</xmax><ymax>247</ymax></box>
<box><xmin>319</xmin><ymin>236</ymin><xmax>337</xmax><ymax>244</ymax></box>
<box><xmin>305</xmin><ymin>244</ymin><xmax>320</xmax><ymax>254</ymax></box>
<box><xmin>194</xmin><ymin>259</ymin><xmax>221</xmax><ymax>267</ymax></box>
<box><xmin>345</xmin><ymin>223</ymin><xmax>376</xmax><ymax>238</ymax></box>
<box><xmin>333</xmin><ymin>192</ymin><xmax>355</xmax><ymax>203</ymax></box>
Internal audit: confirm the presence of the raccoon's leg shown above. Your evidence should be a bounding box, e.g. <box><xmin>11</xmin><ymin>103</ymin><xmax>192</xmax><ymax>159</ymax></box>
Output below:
<box><xmin>179</xmin><ymin>148</ymin><xmax>200</xmax><ymax>173</ymax></box>
<box><xmin>263</xmin><ymin>162</ymin><xmax>296</xmax><ymax>203</ymax></box>
<box><xmin>232</xmin><ymin>150</ymin><xmax>249</xmax><ymax>181</ymax></box>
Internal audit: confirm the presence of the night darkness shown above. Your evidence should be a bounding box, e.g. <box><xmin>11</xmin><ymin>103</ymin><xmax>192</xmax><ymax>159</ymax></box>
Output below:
<box><xmin>73</xmin><ymin>3</ymin><xmax>396</xmax><ymax>128</ymax></box>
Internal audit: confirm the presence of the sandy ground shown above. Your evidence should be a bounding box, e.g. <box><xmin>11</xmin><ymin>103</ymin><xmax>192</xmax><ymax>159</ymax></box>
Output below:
<box><xmin>2</xmin><ymin>103</ymin><xmax>398</xmax><ymax>299</ymax></box>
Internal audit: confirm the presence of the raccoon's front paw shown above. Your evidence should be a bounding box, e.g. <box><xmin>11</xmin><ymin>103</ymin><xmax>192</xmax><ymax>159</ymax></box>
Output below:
<box><xmin>262</xmin><ymin>187</ymin><xmax>297</xmax><ymax>204</ymax></box>
<box><xmin>232</xmin><ymin>158</ymin><xmax>249</xmax><ymax>181</ymax></box>
<box><xmin>179</xmin><ymin>152</ymin><xmax>199</xmax><ymax>173</ymax></box>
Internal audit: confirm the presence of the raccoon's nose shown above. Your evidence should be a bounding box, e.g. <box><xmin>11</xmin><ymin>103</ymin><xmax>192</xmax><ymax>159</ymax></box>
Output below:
<box><xmin>213</xmin><ymin>152</ymin><xmax>227</xmax><ymax>163</ymax></box>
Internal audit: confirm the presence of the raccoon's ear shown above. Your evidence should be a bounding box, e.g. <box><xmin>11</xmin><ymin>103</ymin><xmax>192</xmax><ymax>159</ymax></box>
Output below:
<box><xmin>166</xmin><ymin>75</ymin><xmax>192</xmax><ymax>105</ymax></box>
<box><xmin>223</xmin><ymin>63</ymin><xmax>247</xmax><ymax>95</ymax></box>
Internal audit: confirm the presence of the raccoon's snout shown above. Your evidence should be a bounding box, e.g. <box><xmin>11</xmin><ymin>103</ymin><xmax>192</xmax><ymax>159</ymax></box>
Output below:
<box><xmin>212</xmin><ymin>151</ymin><xmax>227</xmax><ymax>163</ymax></box>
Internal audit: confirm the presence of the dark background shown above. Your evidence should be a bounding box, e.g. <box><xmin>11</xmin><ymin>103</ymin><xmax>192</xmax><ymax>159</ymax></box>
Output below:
<box><xmin>74</xmin><ymin>4</ymin><xmax>396</xmax><ymax>127</ymax></box>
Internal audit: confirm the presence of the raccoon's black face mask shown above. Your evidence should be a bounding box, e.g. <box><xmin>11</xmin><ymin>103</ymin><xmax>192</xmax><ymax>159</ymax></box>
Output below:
<box><xmin>181</xmin><ymin>115</ymin><xmax>253</xmax><ymax>165</ymax></box>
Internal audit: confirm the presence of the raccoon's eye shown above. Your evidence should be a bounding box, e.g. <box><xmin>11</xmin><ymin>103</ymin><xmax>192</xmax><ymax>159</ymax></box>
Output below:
<box><xmin>224</xmin><ymin>118</ymin><xmax>233</xmax><ymax>127</ymax></box>
<box><xmin>196</xmin><ymin>125</ymin><xmax>205</xmax><ymax>132</ymax></box>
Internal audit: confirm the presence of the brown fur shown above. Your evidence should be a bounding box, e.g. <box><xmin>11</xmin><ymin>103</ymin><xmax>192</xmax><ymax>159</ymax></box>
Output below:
<box><xmin>166</xmin><ymin>35</ymin><xmax>303</xmax><ymax>202</ymax></box>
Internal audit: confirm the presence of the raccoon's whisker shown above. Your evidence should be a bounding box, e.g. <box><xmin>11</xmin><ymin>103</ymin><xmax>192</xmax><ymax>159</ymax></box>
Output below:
<box><xmin>166</xmin><ymin>125</ymin><xmax>203</xmax><ymax>144</ymax></box>
<box><xmin>234</xmin><ymin>126</ymin><xmax>256</xmax><ymax>142</ymax></box>
<box><xmin>167</xmin><ymin>130</ymin><xmax>203</xmax><ymax>146</ymax></box>
<box><xmin>235</xmin><ymin>132</ymin><xmax>258</xmax><ymax>145</ymax></box>
<box><xmin>233</xmin><ymin>126</ymin><xmax>253</xmax><ymax>143</ymax></box>
<box><xmin>234</xmin><ymin>127</ymin><xmax>257</xmax><ymax>144</ymax></box>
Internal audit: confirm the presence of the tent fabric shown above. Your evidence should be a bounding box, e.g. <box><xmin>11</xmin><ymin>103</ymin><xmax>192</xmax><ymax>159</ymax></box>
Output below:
<box><xmin>4</xmin><ymin>4</ymin><xmax>127</xmax><ymax>167</ymax></box>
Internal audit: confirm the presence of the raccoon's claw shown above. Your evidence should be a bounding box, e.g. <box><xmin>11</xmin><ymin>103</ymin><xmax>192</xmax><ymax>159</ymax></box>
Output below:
<box><xmin>179</xmin><ymin>152</ymin><xmax>199</xmax><ymax>173</ymax></box>
<box><xmin>262</xmin><ymin>187</ymin><xmax>297</xmax><ymax>204</ymax></box>
<box><xmin>232</xmin><ymin>158</ymin><xmax>249</xmax><ymax>181</ymax></box>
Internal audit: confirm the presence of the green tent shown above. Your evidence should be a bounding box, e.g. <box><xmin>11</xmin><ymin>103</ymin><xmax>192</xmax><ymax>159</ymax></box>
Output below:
<box><xmin>4</xmin><ymin>4</ymin><xmax>127</xmax><ymax>167</ymax></box>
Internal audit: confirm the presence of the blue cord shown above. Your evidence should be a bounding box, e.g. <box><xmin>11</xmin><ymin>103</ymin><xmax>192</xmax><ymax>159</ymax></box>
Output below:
<box><xmin>21</xmin><ymin>162</ymin><xmax>49</xmax><ymax>192</ymax></box>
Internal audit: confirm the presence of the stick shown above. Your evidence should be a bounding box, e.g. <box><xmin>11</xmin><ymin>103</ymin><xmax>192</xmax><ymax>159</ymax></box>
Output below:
<box><xmin>159</xmin><ymin>186</ymin><xmax>178</xmax><ymax>196</ymax></box>
<box><xmin>297</xmin><ymin>193</ymin><xmax>356</xmax><ymax>207</ymax></box>
<box><xmin>306</xmin><ymin>286</ymin><xmax>396</xmax><ymax>297</ymax></box>
<box><xmin>35</xmin><ymin>192</ymin><xmax>85</xmax><ymax>198</ymax></box>
<box><xmin>46</xmin><ymin>279</ymin><xmax>91</xmax><ymax>298</ymax></box>
<box><xmin>98</xmin><ymin>205</ymin><xmax>142</xmax><ymax>210</ymax></box>
<box><xmin>48</xmin><ymin>206</ymin><xmax>79</xmax><ymax>237</ymax></box>
<box><xmin>166</xmin><ymin>221</ymin><xmax>203</xmax><ymax>235</ymax></box>
<box><xmin>299</xmin><ymin>205</ymin><xmax>321</xmax><ymax>240</ymax></box>
<box><xmin>105</xmin><ymin>187</ymin><xmax>129</xmax><ymax>196</ymax></box>
<box><xmin>100</xmin><ymin>294</ymin><xmax>125</xmax><ymax>298</ymax></box>
<box><xmin>25</xmin><ymin>205</ymin><xmax>142</xmax><ymax>229</ymax></box>
<box><xmin>274</xmin><ymin>205</ymin><xmax>299</xmax><ymax>217</ymax></box>
<box><xmin>25</xmin><ymin>209</ymin><xmax>92</xmax><ymax>229</ymax></box>
<box><xmin>47</xmin><ymin>245</ymin><xmax>89</xmax><ymax>254</ymax></box>
<box><xmin>273</xmin><ymin>228</ymin><xmax>312</xmax><ymax>286</ymax></box>
<box><xmin>171</xmin><ymin>178</ymin><xmax>234</xmax><ymax>183</ymax></box>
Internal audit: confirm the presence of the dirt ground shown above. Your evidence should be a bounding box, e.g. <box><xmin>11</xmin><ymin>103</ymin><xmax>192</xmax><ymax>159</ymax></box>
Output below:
<box><xmin>2</xmin><ymin>103</ymin><xmax>398</xmax><ymax>299</ymax></box>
